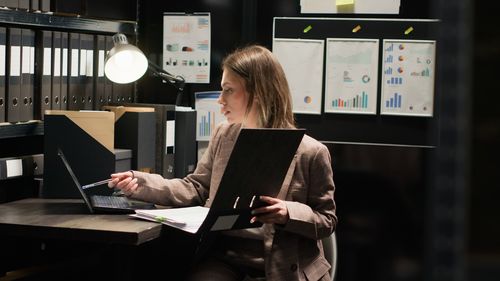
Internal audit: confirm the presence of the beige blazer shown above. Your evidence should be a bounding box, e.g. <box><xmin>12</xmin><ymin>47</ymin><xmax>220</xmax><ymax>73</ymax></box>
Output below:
<box><xmin>130</xmin><ymin>123</ymin><xmax>337</xmax><ymax>281</ymax></box>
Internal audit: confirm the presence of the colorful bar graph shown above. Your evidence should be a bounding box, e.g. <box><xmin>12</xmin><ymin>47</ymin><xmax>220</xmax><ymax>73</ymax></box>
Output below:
<box><xmin>331</xmin><ymin>91</ymin><xmax>368</xmax><ymax>109</ymax></box>
<box><xmin>198</xmin><ymin>111</ymin><xmax>215</xmax><ymax>138</ymax></box>
<box><xmin>387</xmin><ymin>77</ymin><xmax>403</xmax><ymax>85</ymax></box>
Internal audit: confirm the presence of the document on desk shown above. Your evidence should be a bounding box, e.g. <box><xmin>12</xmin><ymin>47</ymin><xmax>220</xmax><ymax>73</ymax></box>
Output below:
<box><xmin>131</xmin><ymin>206</ymin><xmax>209</xmax><ymax>234</ymax></box>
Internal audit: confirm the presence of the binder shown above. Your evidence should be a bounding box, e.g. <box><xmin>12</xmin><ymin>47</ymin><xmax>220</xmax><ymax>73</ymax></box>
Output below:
<box><xmin>68</xmin><ymin>32</ymin><xmax>80</xmax><ymax>110</ymax></box>
<box><xmin>7</xmin><ymin>28</ymin><xmax>21</xmax><ymax>123</ymax></box>
<box><xmin>0</xmin><ymin>27</ymin><xmax>6</xmax><ymax>123</ymax></box>
<box><xmin>82</xmin><ymin>33</ymin><xmax>94</xmax><ymax>110</ymax></box>
<box><xmin>0</xmin><ymin>154</ymin><xmax>42</xmax><ymax>180</ymax></box>
<box><xmin>30</xmin><ymin>0</ymin><xmax>39</xmax><ymax>11</ymax></box>
<box><xmin>174</xmin><ymin>107</ymin><xmax>197</xmax><ymax>178</ymax></box>
<box><xmin>39</xmin><ymin>0</ymin><xmax>50</xmax><ymax>12</ymax></box>
<box><xmin>132</xmin><ymin>128</ymin><xmax>306</xmax><ymax>234</ymax></box>
<box><xmin>94</xmin><ymin>35</ymin><xmax>106</xmax><ymax>110</ymax></box>
<box><xmin>51</xmin><ymin>31</ymin><xmax>61</xmax><ymax>110</ymax></box>
<box><xmin>60</xmin><ymin>32</ymin><xmax>68</xmax><ymax>109</ymax></box>
<box><xmin>19</xmin><ymin>0</ymin><xmax>29</xmax><ymax>10</ymax></box>
<box><xmin>20</xmin><ymin>28</ymin><xmax>34</xmax><ymax>122</ymax></box>
<box><xmin>104</xmin><ymin>36</ymin><xmax>116</xmax><ymax>104</ymax></box>
<box><xmin>36</xmin><ymin>30</ymin><xmax>52</xmax><ymax>119</ymax></box>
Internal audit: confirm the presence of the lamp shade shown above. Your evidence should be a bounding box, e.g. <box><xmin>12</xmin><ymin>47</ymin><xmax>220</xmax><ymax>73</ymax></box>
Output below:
<box><xmin>104</xmin><ymin>33</ymin><xmax>148</xmax><ymax>84</ymax></box>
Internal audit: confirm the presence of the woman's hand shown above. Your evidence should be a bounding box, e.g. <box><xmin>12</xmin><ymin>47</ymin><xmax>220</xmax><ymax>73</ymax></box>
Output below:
<box><xmin>250</xmin><ymin>196</ymin><xmax>289</xmax><ymax>225</ymax></box>
<box><xmin>108</xmin><ymin>171</ymin><xmax>138</xmax><ymax>196</ymax></box>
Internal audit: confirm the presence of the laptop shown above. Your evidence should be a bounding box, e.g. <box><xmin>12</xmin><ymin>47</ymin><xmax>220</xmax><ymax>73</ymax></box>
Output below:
<box><xmin>58</xmin><ymin>148</ymin><xmax>156</xmax><ymax>214</ymax></box>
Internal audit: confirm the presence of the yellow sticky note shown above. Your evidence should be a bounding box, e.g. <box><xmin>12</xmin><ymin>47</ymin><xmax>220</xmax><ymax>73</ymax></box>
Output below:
<box><xmin>337</xmin><ymin>0</ymin><xmax>354</xmax><ymax>5</ymax></box>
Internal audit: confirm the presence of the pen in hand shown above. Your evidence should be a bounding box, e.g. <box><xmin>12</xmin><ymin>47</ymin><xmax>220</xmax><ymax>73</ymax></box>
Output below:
<box><xmin>82</xmin><ymin>179</ymin><xmax>112</xmax><ymax>190</ymax></box>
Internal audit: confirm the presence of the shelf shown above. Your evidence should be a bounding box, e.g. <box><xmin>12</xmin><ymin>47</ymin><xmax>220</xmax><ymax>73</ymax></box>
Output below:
<box><xmin>0</xmin><ymin>121</ymin><xmax>44</xmax><ymax>139</ymax></box>
<box><xmin>0</xmin><ymin>8</ymin><xmax>136</xmax><ymax>35</ymax></box>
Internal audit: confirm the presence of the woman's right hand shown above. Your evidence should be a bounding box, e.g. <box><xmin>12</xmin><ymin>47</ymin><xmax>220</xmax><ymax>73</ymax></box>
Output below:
<box><xmin>108</xmin><ymin>171</ymin><xmax>138</xmax><ymax>196</ymax></box>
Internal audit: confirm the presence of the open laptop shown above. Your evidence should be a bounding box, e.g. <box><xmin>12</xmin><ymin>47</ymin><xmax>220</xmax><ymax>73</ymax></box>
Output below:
<box><xmin>58</xmin><ymin>148</ymin><xmax>155</xmax><ymax>214</ymax></box>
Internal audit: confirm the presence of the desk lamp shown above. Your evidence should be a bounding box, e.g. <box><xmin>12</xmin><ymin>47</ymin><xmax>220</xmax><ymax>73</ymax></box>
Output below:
<box><xmin>104</xmin><ymin>33</ymin><xmax>186</xmax><ymax>105</ymax></box>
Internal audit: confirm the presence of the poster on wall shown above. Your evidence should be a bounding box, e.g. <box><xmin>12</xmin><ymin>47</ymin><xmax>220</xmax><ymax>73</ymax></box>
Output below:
<box><xmin>380</xmin><ymin>39</ymin><xmax>436</xmax><ymax>117</ymax></box>
<box><xmin>273</xmin><ymin>38</ymin><xmax>324</xmax><ymax>115</ymax></box>
<box><xmin>163</xmin><ymin>13</ymin><xmax>211</xmax><ymax>84</ymax></box>
<box><xmin>324</xmin><ymin>38</ymin><xmax>379</xmax><ymax>115</ymax></box>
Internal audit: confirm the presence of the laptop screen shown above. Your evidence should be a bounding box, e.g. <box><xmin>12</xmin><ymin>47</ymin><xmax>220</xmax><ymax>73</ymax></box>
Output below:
<box><xmin>57</xmin><ymin>148</ymin><xmax>94</xmax><ymax>213</ymax></box>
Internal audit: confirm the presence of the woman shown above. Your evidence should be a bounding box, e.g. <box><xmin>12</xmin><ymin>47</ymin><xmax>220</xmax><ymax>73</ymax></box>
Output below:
<box><xmin>109</xmin><ymin>45</ymin><xmax>337</xmax><ymax>281</ymax></box>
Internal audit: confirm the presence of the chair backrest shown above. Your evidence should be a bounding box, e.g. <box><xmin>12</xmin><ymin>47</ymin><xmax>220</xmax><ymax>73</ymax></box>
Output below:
<box><xmin>322</xmin><ymin>232</ymin><xmax>338</xmax><ymax>281</ymax></box>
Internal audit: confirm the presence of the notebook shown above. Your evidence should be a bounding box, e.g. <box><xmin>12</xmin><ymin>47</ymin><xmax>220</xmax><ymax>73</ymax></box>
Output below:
<box><xmin>58</xmin><ymin>148</ymin><xmax>156</xmax><ymax>214</ymax></box>
<box><xmin>132</xmin><ymin>127</ymin><xmax>306</xmax><ymax>234</ymax></box>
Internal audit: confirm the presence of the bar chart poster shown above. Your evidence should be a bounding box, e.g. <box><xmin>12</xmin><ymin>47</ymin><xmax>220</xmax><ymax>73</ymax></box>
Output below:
<box><xmin>194</xmin><ymin>91</ymin><xmax>225</xmax><ymax>141</ymax></box>
<box><xmin>324</xmin><ymin>38</ymin><xmax>379</xmax><ymax>115</ymax></box>
<box><xmin>273</xmin><ymin>38</ymin><xmax>324</xmax><ymax>115</ymax></box>
<box><xmin>380</xmin><ymin>39</ymin><xmax>436</xmax><ymax>117</ymax></box>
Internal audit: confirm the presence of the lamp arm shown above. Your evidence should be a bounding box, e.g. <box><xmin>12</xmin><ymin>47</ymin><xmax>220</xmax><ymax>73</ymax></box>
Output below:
<box><xmin>148</xmin><ymin>60</ymin><xmax>186</xmax><ymax>106</ymax></box>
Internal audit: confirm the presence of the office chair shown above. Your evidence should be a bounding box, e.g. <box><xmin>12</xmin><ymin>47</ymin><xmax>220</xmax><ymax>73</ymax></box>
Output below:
<box><xmin>243</xmin><ymin>232</ymin><xmax>338</xmax><ymax>281</ymax></box>
<box><xmin>322</xmin><ymin>232</ymin><xmax>338</xmax><ymax>281</ymax></box>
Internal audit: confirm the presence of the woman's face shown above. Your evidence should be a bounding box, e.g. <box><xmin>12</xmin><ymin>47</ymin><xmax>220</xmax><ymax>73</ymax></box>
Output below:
<box><xmin>219</xmin><ymin>70</ymin><xmax>258</xmax><ymax>127</ymax></box>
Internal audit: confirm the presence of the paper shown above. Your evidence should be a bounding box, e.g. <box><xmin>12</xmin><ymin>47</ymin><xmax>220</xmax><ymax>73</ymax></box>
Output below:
<box><xmin>273</xmin><ymin>38</ymin><xmax>324</xmax><ymax>115</ymax></box>
<box><xmin>163</xmin><ymin>13</ymin><xmax>211</xmax><ymax>83</ymax></box>
<box><xmin>380</xmin><ymin>39</ymin><xmax>436</xmax><ymax>117</ymax></box>
<box><xmin>133</xmin><ymin>206</ymin><xmax>210</xmax><ymax>234</ymax></box>
<box><xmin>324</xmin><ymin>38</ymin><xmax>379</xmax><ymax>115</ymax></box>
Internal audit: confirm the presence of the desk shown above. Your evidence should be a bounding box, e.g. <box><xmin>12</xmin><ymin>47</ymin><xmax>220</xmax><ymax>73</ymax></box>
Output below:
<box><xmin>0</xmin><ymin>198</ymin><xmax>162</xmax><ymax>245</ymax></box>
<box><xmin>0</xmin><ymin>198</ymin><xmax>197</xmax><ymax>280</ymax></box>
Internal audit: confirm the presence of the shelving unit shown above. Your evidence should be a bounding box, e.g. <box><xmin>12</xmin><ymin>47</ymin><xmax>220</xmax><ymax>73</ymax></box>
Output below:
<box><xmin>0</xmin><ymin>8</ymin><xmax>137</xmax><ymax>141</ymax></box>
<box><xmin>0</xmin><ymin>8</ymin><xmax>136</xmax><ymax>34</ymax></box>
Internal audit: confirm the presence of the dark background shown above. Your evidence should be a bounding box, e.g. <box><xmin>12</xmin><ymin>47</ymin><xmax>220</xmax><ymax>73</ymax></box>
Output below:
<box><xmin>129</xmin><ymin>1</ymin><xmax>498</xmax><ymax>280</ymax></box>
<box><xmin>2</xmin><ymin>0</ymin><xmax>498</xmax><ymax>280</ymax></box>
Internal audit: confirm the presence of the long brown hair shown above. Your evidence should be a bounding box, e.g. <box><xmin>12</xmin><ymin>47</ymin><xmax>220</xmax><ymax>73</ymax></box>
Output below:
<box><xmin>221</xmin><ymin>45</ymin><xmax>295</xmax><ymax>128</ymax></box>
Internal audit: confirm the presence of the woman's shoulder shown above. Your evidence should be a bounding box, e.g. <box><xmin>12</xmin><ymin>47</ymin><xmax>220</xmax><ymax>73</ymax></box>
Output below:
<box><xmin>298</xmin><ymin>134</ymin><xmax>329</xmax><ymax>156</ymax></box>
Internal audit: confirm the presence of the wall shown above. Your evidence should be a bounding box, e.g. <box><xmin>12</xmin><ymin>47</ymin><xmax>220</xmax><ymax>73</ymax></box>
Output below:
<box><xmin>134</xmin><ymin>0</ymin><xmax>500</xmax><ymax>280</ymax></box>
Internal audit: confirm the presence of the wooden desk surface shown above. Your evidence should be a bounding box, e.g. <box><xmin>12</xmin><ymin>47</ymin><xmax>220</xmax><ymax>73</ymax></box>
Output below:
<box><xmin>0</xmin><ymin>198</ymin><xmax>162</xmax><ymax>245</ymax></box>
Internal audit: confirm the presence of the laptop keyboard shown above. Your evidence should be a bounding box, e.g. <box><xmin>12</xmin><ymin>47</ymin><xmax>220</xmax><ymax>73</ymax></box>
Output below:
<box><xmin>91</xmin><ymin>195</ymin><xmax>130</xmax><ymax>208</ymax></box>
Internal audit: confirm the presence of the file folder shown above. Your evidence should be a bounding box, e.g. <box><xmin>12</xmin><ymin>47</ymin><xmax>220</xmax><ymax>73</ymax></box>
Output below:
<box><xmin>7</xmin><ymin>28</ymin><xmax>21</xmax><ymax>123</ymax></box>
<box><xmin>51</xmin><ymin>31</ymin><xmax>62</xmax><ymax>110</ymax></box>
<box><xmin>68</xmin><ymin>33</ymin><xmax>80</xmax><ymax>110</ymax></box>
<box><xmin>60</xmin><ymin>32</ymin><xmax>68</xmax><ymax>109</ymax></box>
<box><xmin>104</xmin><ymin>36</ymin><xmax>114</xmax><ymax>104</ymax></box>
<box><xmin>0</xmin><ymin>27</ymin><xmax>6</xmax><ymax>123</ymax></box>
<box><xmin>94</xmin><ymin>35</ymin><xmax>106</xmax><ymax>110</ymax></box>
<box><xmin>81</xmin><ymin>33</ymin><xmax>94</xmax><ymax>110</ymax></box>
<box><xmin>20</xmin><ymin>28</ymin><xmax>34</xmax><ymax>121</ymax></box>
<box><xmin>36</xmin><ymin>30</ymin><xmax>52</xmax><ymax>119</ymax></box>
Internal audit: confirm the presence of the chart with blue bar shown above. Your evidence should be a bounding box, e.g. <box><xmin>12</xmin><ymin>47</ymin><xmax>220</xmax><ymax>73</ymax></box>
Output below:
<box><xmin>324</xmin><ymin>38</ymin><xmax>379</xmax><ymax>114</ymax></box>
<box><xmin>194</xmin><ymin>91</ymin><xmax>224</xmax><ymax>141</ymax></box>
<box><xmin>381</xmin><ymin>39</ymin><xmax>436</xmax><ymax>117</ymax></box>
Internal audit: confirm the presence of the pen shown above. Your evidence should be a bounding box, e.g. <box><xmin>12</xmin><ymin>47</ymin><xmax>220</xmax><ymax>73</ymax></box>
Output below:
<box><xmin>82</xmin><ymin>179</ymin><xmax>112</xmax><ymax>190</ymax></box>
<box><xmin>154</xmin><ymin>216</ymin><xmax>186</xmax><ymax>225</ymax></box>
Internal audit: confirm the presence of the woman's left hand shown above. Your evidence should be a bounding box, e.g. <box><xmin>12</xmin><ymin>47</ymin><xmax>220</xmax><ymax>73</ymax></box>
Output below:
<box><xmin>250</xmin><ymin>196</ymin><xmax>289</xmax><ymax>225</ymax></box>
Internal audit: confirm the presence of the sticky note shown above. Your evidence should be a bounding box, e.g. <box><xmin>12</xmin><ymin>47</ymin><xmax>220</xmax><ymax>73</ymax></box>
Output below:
<box><xmin>337</xmin><ymin>0</ymin><xmax>354</xmax><ymax>5</ymax></box>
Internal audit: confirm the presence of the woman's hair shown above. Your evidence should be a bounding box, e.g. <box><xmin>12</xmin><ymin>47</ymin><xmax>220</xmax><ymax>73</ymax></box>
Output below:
<box><xmin>221</xmin><ymin>45</ymin><xmax>296</xmax><ymax>128</ymax></box>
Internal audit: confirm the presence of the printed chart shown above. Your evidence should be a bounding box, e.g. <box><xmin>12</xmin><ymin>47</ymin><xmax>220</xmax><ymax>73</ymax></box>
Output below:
<box><xmin>324</xmin><ymin>38</ymin><xmax>379</xmax><ymax>114</ymax></box>
<box><xmin>380</xmin><ymin>39</ymin><xmax>436</xmax><ymax>117</ymax></box>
